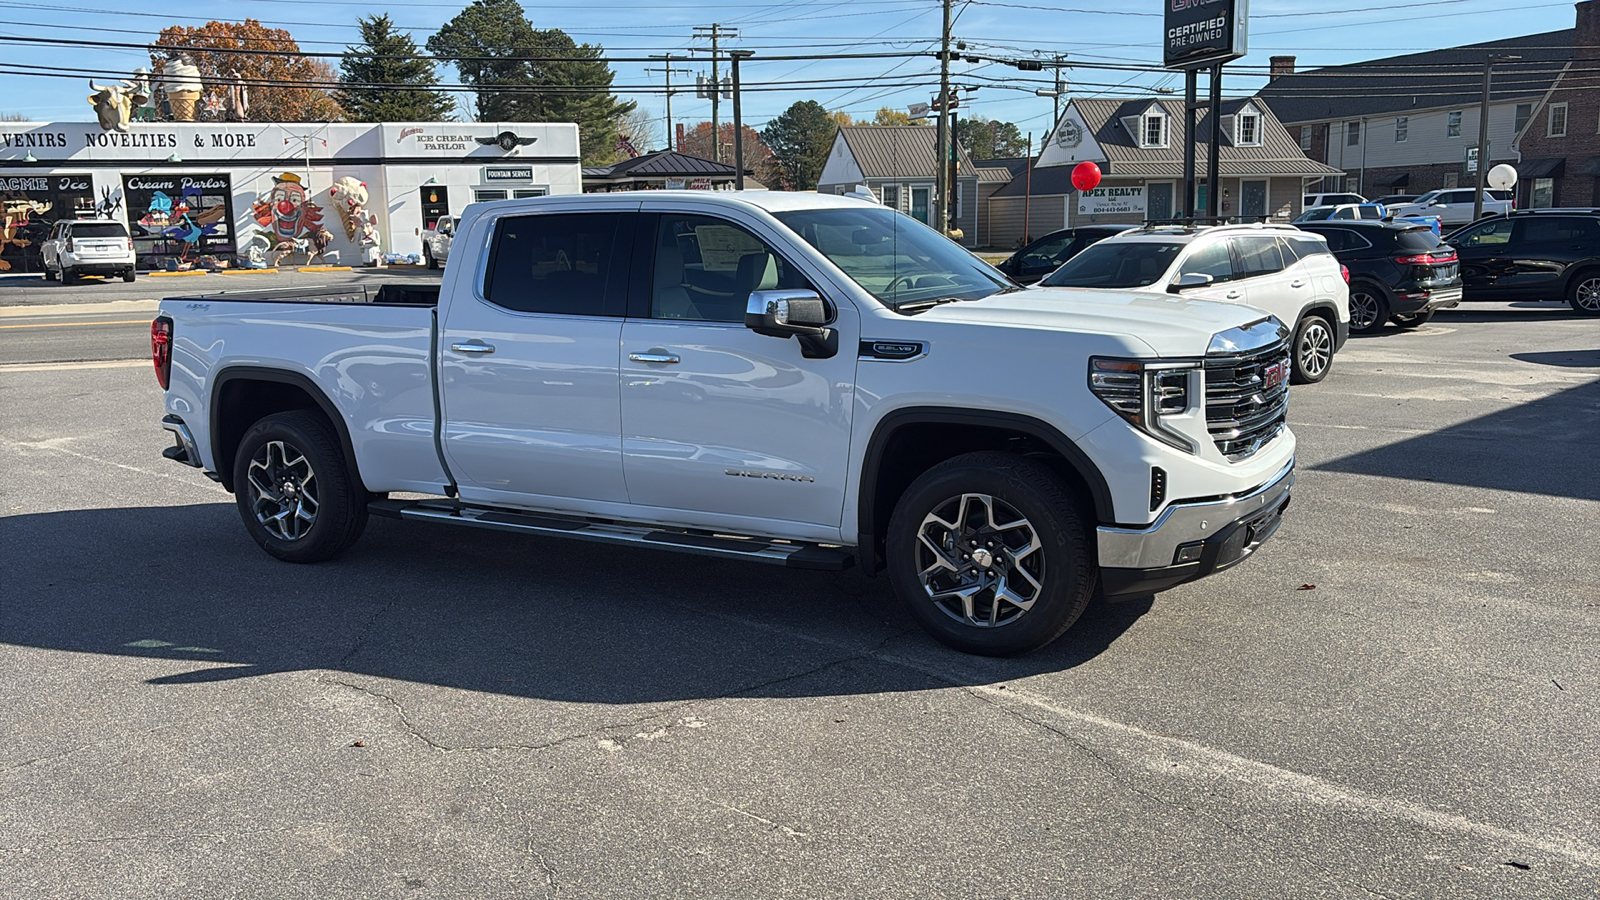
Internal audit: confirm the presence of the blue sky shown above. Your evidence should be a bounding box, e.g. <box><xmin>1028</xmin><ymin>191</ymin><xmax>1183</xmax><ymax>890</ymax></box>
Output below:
<box><xmin>0</xmin><ymin>0</ymin><xmax>1584</xmax><ymax>148</ymax></box>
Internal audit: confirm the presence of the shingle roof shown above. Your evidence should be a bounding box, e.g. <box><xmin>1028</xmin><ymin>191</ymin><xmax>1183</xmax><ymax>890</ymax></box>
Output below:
<box><xmin>995</xmin><ymin>96</ymin><xmax>1340</xmax><ymax>196</ymax></box>
<box><xmin>603</xmin><ymin>150</ymin><xmax>741</xmax><ymax>176</ymax></box>
<box><xmin>973</xmin><ymin>157</ymin><xmax>1030</xmax><ymax>180</ymax></box>
<box><xmin>836</xmin><ymin>125</ymin><xmax>978</xmax><ymax>179</ymax></box>
<box><xmin>1257</xmin><ymin>30</ymin><xmax>1573</xmax><ymax>124</ymax></box>
<box><xmin>977</xmin><ymin>166</ymin><xmax>1016</xmax><ymax>184</ymax></box>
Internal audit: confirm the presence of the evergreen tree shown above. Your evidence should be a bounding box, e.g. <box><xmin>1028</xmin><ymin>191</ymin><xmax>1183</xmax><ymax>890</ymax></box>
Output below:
<box><xmin>337</xmin><ymin>15</ymin><xmax>453</xmax><ymax>122</ymax></box>
<box><xmin>761</xmin><ymin>100</ymin><xmax>835</xmax><ymax>191</ymax></box>
<box><xmin>427</xmin><ymin>0</ymin><xmax>634</xmax><ymax>163</ymax></box>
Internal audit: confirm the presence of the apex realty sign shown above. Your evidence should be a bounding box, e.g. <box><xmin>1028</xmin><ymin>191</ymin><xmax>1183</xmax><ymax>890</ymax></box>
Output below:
<box><xmin>1078</xmin><ymin>185</ymin><xmax>1147</xmax><ymax>217</ymax></box>
<box><xmin>1164</xmin><ymin>0</ymin><xmax>1249</xmax><ymax>70</ymax></box>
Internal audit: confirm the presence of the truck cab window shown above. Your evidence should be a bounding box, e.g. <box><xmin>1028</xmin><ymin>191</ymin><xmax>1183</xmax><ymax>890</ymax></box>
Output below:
<box><xmin>651</xmin><ymin>214</ymin><xmax>812</xmax><ymax>323</ymax></box>
<box><xmin>484</xmin><ymin>213</ymin><xmax>623</xmax><ymax>316</ymax></box>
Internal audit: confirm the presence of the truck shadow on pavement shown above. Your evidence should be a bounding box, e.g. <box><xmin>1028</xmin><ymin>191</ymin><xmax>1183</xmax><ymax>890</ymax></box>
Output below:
<box><xmin>1312</xmin><ymin>378</ymin><xmax>1600</xmax><ymax>501</ymax></box>
<box><xmin>2</xmin><ymin>504</ymin><xmax>1152</xmax><ymax>704</ymax></box>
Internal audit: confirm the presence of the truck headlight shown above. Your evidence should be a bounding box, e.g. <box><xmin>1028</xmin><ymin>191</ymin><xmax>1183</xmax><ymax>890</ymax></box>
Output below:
<box><xmin>1089</xmin><ymin>357</ymin><xmax>1201</xmax><ymax>454</ymax></box>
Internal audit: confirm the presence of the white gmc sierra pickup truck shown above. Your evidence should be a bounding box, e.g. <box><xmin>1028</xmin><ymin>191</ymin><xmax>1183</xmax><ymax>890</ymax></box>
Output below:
<box><xmin>153</xmin><ymin>192</ymin><xmax>1295</xmax><ymax>655</ymax></box>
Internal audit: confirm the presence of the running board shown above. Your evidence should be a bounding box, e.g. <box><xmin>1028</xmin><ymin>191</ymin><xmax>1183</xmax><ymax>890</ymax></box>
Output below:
<box><xmin>367</xmin><ymin>499</ymin><xmax>856</xmax><ymax>571</ymax></box>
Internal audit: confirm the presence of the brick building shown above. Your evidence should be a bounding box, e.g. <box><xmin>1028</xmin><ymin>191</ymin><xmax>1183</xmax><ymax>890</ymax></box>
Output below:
<box><xmin>1513</xmin><ymin>1</ymin><xmax>1600</xmax><ymax>207</ymax></box>
<box><xmin>1258</xmin><ymin>21</ymin><xmax>1572</xmax><ymax>199</ymax></box>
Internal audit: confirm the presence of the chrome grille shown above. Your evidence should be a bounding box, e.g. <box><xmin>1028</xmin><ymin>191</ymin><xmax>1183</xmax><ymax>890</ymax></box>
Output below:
<box><xmin>1205</xmin><ymin>333</ymin><xmax>1291</xmax><ymax>461</ymax></box>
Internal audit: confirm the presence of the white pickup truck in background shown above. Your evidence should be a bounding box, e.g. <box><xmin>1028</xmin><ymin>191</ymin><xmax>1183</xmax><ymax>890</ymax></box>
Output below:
<box><xmin>421</xmin><ymin>214</ymin><xmax>455</xmax><ymax>269</ymax></box>
<box><xmin>1388</xmin><ymin>189</ymin><xmax>1512</xmax><ymax>227</ymax></box>
<box><xmin>152</xmin><ymin>192</ymin><xmax>1295</xmax><ymax>656</ymax></box>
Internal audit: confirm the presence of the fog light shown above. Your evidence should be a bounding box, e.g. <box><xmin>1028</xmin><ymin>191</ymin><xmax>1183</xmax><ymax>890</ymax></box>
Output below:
<box><xmin>1150</xmin><ymin>467</ymin><xmax>1167</xmax><ymax>512</ymax></box>
<box><xmin>1173</xmin><ymin>541</ymin><xmax>1204</xmax><ymax>565</ymax></box>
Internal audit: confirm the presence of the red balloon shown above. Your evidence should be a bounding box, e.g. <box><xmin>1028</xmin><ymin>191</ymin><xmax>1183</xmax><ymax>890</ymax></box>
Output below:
<box><xmin>1071</xmin><ymin>161</ymin><xmax>1102</xmax><ymax>193</ymax></box>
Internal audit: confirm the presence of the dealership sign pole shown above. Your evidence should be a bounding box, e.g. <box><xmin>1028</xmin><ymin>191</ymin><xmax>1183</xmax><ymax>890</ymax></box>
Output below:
<box><xmin>1165</xmin><ymin>0</ymin><xmax>1248</xmax><ymax>222</ymax></box>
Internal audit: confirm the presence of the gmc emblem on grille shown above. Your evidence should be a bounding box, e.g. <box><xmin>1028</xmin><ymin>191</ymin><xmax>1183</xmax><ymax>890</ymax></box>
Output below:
<box><xmin>1261</xmin><ymin>361</ymin><xmax>1288</xmax><ymax>389</ymax></box>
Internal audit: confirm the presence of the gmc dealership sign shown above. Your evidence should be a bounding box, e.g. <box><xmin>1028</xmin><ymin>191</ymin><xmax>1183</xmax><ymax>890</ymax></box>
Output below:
<box><xmin>1164</xmin><ymin>0</ymin><xmax>1249</xmax><ymax>70</ymax></box>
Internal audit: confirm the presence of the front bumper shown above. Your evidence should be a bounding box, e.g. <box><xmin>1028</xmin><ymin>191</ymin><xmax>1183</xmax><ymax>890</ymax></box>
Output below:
<box><xmin>1096</xmin><ymin>459</ymin><xmax>1294</xmax><ymax>600</ymax></box>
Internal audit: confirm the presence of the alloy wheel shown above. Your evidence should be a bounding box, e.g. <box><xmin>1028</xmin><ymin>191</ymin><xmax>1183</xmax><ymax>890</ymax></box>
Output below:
<box><xmin>1576</xmin><ymin>277</ymin><xmax>1600</xmax><ymax>312</ymax></box>
<box><xmin>1349</xmin><ymin>292</ymin><xmax>1382</xmax><ymax>331</ymax></box>
<box><xmin>914</xmin><ymin>493</ymin><xmax>1045</xmax><ymax>628</ymax></box>
<box><xmin>1298</xmin><ymin>321</ymin><xmax>1333</xmax><ymax>380</ymax></box>
<box><xmin>246</xmin><ymin>440</ymin><xmax>319</xmax><ymax>541</ymax></box>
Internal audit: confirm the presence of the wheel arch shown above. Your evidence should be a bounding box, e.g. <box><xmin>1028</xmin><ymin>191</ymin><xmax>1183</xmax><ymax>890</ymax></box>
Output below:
<box><xmin>1297</xmin><ymin>301</ymin><xmax>1346</xmax><ymax>350</ymax></box>
<box><xmin>210</xmin><ymin>366</ymin><xmax>364</xmax><ymax>495</ymax></box>
<box><xmin>856</xmin><ymin>407</ymin><xmax>1113</xmax><ymax>575</ymax></box>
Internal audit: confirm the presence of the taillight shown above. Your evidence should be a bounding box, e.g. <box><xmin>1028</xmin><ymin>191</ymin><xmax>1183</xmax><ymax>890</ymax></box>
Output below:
<box><xmin>1393</xmin><ymin>252</ymin><xmax>1457</xmax><ymax>265</ymax></box>
<box><xmin>151</xmin><ymin>316</ymin><xmax>172</xmax><ymax>390</ymax></box>
<box><xmin>66</xmin><ymin>239</ymin><xmax>74</xmax><ymax>252</ymax></box>
<box><xmin>126</xmin><ymin>237</ymin><xmax>134</xmax><ymax>251</ymax></box>
<box><xmin>1340</xmin><ymin>264</ymin><xmax>1350</xmax><ymax>284</ymax></box>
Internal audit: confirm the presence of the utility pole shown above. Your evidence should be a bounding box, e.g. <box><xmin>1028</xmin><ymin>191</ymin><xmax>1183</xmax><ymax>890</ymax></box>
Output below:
<box><xmin>731</xmin><ymin>50</ymin><xmax>753</xmax><ymax>190</ymax></box>
<box><xmin>935</xmin><ymin>0</ymin><xmax>952</xmax><ymax>236</ymax></box>
<box><xmin>1051</xmin><ymin>54</ymin><xmax>1066</xmax><ymax>127</ymax></box>
<box><xmin>1475</xmin><ymin>53</ymin><xmax>1519</xmax><ymax>219</ymax></box>
<box><xmin>693</xmin><ymin>24</ymin><xmax>738</xmax><ymax>163</ymax></box>
<box><xmin>646</xmin><ymin>54</ymin><xmax>691</xmax><ymax>149</ymax></box>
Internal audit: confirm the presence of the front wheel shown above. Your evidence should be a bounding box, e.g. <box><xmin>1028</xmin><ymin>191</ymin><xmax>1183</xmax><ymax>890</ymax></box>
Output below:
<box><xmin>232</xmin><ymin>410</ymin><xmax>368</xmax><ymax>563</ymax></box>
<box><xmin>61</xmin><ymin>266</ymin><xmax>77</xmax><ymax>285</ymax></box>
<box><xmin>1348</xmin><ymin>286</ymin><xmax>1390</xmax><ymax>335</ymax></box>
<box><xmin>1291</xmin><ymin>314</ymin><xmax>1334</xmax><ymax>384</ymax></box>
<box><xmin>423</xmin><ymin>246</ymin><xmax>437</xmax><ymax>270</ymax></box>
<box><xmin>1569</xmin><ymin>272</ymin><xmax>1600</xmax><ymax>316</ymax></box>
<box><xmin>886</xmin><ymin>451</ymin><xmax>1096</xmax><ymax>656</ymax></box>
<box><xmin>43</xmin><ymin>263</ymin><xmax>57</xmax><ymax>282</ymax></box>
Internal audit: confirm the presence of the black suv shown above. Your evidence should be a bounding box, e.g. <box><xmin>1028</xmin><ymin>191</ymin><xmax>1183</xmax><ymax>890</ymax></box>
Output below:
<box><xmin>1445</xmin><ymin>209</ymin><xmax>1600</xmax><ymax>315</ymax></box>
<box><xmin>995</xmin><ymin>225</ymin><xmax>1128</xmax><ymax>284</ymax></box>
<box><xmin>1297</xmin><ymin>221</ymin><xmax>1462</xmax><ymax>334</ymax></box>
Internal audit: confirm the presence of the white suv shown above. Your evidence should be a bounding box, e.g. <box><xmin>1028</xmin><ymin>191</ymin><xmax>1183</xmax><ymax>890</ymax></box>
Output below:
<box><xmin>1303</xmin><ymin>192</ymin><xmax>1366</xmax><ymax>209</ymax></box>
<box><xmin>1038</xmin><ymin>224</ymin><xmax>1350</xmax><ymax>384</ymax></box>
<box><xmin>42</xmin><ymin>219</ymin><xmax>137</xmax><ymax>284</ymax></box>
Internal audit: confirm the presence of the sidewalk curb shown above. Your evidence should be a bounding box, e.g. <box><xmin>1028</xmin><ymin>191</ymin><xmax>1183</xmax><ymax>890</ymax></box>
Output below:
<box><xmin>0</xmin><ymin>299</ymin><xmax>160</xmax><ymax>318</ymax></box>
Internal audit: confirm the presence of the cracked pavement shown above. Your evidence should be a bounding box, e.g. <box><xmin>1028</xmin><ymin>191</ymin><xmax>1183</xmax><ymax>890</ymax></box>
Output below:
<box><xmin>2</xmin><ymin>303</ymin><xmax>1598</xmax><ymax>898</ymax></box>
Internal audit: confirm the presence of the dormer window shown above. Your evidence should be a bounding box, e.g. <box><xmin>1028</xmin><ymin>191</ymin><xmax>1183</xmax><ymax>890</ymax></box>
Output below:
<box><xmin>1141</xmin><ymin>111</ymin><xmax>1167</xmax><ymax>149</ymax></box>
<box><xmin>1237</xmin><ymin>108</ymin><xmax>1261</xmax><ymax>146</ymax></box>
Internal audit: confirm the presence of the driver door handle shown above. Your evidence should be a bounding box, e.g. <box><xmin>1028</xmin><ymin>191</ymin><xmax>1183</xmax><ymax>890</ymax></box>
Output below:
<box><xmin>629</xmin><ymin>351</ymin><xmax>681</xmax><ymax>364</ymax></box>
<box><xmin>450</xmin><ymin>340</ymin><xmax>495</xmax><ymax>355</ymax></box>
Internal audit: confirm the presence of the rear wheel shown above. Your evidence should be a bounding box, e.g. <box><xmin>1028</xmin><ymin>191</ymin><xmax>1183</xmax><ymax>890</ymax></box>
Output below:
<box><xmin>1569</xmin><ymin>272</ymin><xmax>1600</xmax><ymax>316</ymax></box>
<box><xmin>61</xmin><ymin>266</ymin><xmax>77</xmax><ymax>285</ymax></box>
<box><xmin>232</xmin><ymin>410</ymin><xmax>368</xmax><ymax>563</ymax></box>
<box><xmin>1348</xmin><ymin>285</ymin><xmax>1390</xmax><ymax>335</ymax></box>
<box><xmin>1392</xmin><ymin>310</ymin><xmax>1434</xmax><ymax>329</ymax></box>
<box><xmin>43</xmin><ymin>264</ymin><xmax>57</xmax><ymax>282</ymax></box>
<box><xmin>886</xmin><ymin>451</ymin><xmax>1096</xmax><ymax>656</ymax></box>
<box><xmin>123</xmin><ymin>269</ymin><xmax>136</xmax><ymax>283</ymax></box>
<box><xmin>423</xmin><ymin>245</ymin><xmax>437</xmax><ymax>270</ymax></box>
<box><xmin>1291</xmin><ymin>314</ymin><xmax>1334</xmax><ymax>384</ymax></box>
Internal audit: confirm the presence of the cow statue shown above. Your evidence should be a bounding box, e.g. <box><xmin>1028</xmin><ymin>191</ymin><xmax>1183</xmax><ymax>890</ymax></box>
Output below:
<box><xmin>88</xmin><ymin>80</ymin><xmax>134</xmax><ymax>133</ymax></box>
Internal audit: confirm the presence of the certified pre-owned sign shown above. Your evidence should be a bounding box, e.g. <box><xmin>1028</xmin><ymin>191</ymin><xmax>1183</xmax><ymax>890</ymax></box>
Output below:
<box><xmin>1164</xmin><ymin>0</ymin><xmax>1249</xmax><ymax>70</ymax></box>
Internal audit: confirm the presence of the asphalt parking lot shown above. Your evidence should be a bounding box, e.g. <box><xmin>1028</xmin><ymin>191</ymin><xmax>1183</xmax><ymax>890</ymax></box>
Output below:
<box><xmin>1</xmin><ymin>294</ymin><xmax>1597</xmax><ymax>897</ymax></box>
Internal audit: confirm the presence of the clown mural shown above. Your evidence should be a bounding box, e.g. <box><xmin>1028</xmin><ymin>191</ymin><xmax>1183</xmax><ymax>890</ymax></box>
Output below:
<box><xmin>252</xmin><ymin>173</ymin><xmax>323</xmax><ymax>243</ymax></box>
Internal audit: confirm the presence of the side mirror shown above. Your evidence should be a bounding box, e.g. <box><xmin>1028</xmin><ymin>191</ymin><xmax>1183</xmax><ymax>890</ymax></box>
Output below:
<box><xmin>745</xmin><ymin>289</ymin><xmax>837</xmax><ymax>358</ymax></box>
<box><xmin>1168</xmin><ymin>272</ymin><xmax>1214</xmax><ymax>293</ymax></box>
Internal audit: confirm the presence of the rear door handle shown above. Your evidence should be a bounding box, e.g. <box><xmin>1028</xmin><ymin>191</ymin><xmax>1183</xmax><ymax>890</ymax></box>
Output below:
<box><xmin>1225</xmin><ymin>290</ymin><xmax>1242</xmax><ymax>300</ymax></box>
<box><xmin>629</xmin><ymin>351</ymin><xmax>681</xmax><ymax>364</ymax></box>
<box><xmin>1290</xmin><ymin>279</ymin><xmax>1306</xmax><ymax>288</ymax></box>
<box><xmin>450</xmin><ymin>340</ymin><xmax>495</xmax><ymax>355</ymax></box>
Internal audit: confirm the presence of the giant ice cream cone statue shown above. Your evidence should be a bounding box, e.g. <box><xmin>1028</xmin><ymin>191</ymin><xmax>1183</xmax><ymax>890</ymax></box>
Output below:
<box><xmin>165</xmin><ymin>55</ymin><xmax>203</xmax><ymax>122</ymax></box>
<box><xmin>328</xmin><ymin>176</ymin><xmax>370</xmax><ymax>242</ymax></box>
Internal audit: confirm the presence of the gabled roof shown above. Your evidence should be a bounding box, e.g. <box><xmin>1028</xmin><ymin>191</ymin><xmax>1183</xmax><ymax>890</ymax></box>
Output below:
<box><xmin>835</xmin><ymin>125</ymin><xmax>977</xmax><ymax>179</ymax></box>
<box><xmin>598</xmin><ymin>150</ymin><xmax>741</xmax><ymax>177</ymax></box>
<box><xmin>1006</xmin><ymin>96</ymin><xmax>1339</xmax><ymax>195</ymax></box>
<box><xmin>1258</xmin><ymin>30</ymin><xmax>1573</xmax><ymax>124</ymax></box>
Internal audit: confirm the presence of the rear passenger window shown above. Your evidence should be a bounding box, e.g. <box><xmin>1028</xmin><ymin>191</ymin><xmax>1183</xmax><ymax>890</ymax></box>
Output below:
<box><xmin>1178</xmin><ymin>241</ymin><xmax>1235</xmax><ymax>283</ymax></box>
<box><xmin>1512</xmin><ymin>216</ymin><xmax>1596</xmax><ymax>244</ymax></box>
<box><xmin>1232</xmin><ymin>236</ymin><xmax>1286</xmax><ymax>277</ymax></box>
<box><xmin>484</xmin><ymin>213</ymin><xmax>623</xmax><ymax>316</ymax></box>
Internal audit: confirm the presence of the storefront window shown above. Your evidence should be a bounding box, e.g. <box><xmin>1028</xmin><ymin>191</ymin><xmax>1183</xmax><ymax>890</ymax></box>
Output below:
<box><xmin>122</xmin><ymin>173</ymin><xmax>235</xmax><ymax>268</ymax></box>
<box><xmin>0</xmin><ymin>174</ymin><xmax>96</xmax><ymax>273</ymax></box>
<box><xmin>1531</xmin><ymin>177</ymin><xmax>1555</xmax><ymax>209</ymax></box>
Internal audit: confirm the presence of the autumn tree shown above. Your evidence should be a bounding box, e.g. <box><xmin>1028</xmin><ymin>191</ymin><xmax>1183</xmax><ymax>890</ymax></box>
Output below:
<box><xmin>337</xmin><ymin>14</ymin><xmax>453</xmax><ymax>122</ymax></box>
<box><xmin>153</xmin><ymin>20</ymin><xmax>343</xmax><ymax>122</ymax></box>
<box><xmin>678</xmin><ymin>121</ymin><xmax>778</xmax><ymax>185</ymax></box>
<box><xmin>761</xmin><ymin>100</ymin><xmax>835</xmax><ymax>191</ymax></box>
<box><xmin>871</xmin><ymin>107</ymin><xmax>912</xmax><ymax>126</ymax></box>
<box><xmin>427</xmin><ymin>0</ymin><xmax>635</xmax><ymax>164</ymax></box>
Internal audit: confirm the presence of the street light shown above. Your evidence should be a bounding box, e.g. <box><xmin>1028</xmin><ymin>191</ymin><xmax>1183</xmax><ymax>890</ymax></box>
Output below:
<box><xmin>1475</xmin><ymin>53</ymin><xmax>1522</xmax><ymax>219</ymax></box>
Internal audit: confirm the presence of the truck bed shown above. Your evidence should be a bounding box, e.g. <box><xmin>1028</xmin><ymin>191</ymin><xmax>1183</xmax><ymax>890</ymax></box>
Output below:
<box><xmin>164</xmin><ymin>282</ymin><xmax>441</xmax><ymax>307</ymax></box>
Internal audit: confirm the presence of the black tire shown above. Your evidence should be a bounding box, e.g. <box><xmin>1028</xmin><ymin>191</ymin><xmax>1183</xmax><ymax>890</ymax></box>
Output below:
<box><xmin>123</xmin><ymin>269</ymin><xmax>136</xmax><ymax>283</ymax></box>
<box><xmin>1392</xmin><ymin>310</ymin><xmax>1434</xmax><ymax>329</ymax></box>
<box><xmin>61</xmin><ymin>266</ymin><xmax>77</xmax><ymax>285</ymax></box>
<box><xmin>1568</xmin><ymin>270</ymin><xmax>1600</xmax><ymax>316</ymax></box>
<box><xmin>1291</xmin><ymin>314</ymin><xmax>1334</xmax><ymax>385</ymax></box>
<box><xmin>232</xmin><ymin>410</ymin><xmax>368</xmax><ymax>563</ymax></box>
<box><xmin>1347</xmin><ymin>284</ymin><xmax>1390</xmax><ymax>336</ymax></box>
<box><xmin>43</xmin><ymin>264</ymin><xmax>57</xmax><ymax>282</ymax></box>
<box><xmin>886</xmin><ymin>451</ymin><xmax>1096</xmax><ymax>656</ymax></box>
<box><xmin>423</xmin><ymin>246</ymin><xmax>437</xmax><ymax>270</ymax></box>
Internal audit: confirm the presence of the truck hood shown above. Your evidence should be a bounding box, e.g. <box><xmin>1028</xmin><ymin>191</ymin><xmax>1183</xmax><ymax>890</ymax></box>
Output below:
<box><xmin>913</xmin><ymin>286</ymin><xmax>1273</xmax><ymax>357</ymax></box>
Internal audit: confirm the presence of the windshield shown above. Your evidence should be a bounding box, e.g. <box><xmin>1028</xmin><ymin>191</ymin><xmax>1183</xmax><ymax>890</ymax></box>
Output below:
<box><xmin>1412</xmin><ymin>191</ymin><xmax>1442</xmax><ymax>205</ymax></box>
<box><xmin>69</xmin><ymin>222</ymin><xmax>127</xmax><ymax>238</ymax></box>
<box><xmin>774</xmin><ymin>206</ymin><xmax>1012</xmax><ymax>308</ymax></box>
<box><xmin>1294</xmin><ymin>207</ymin><xmax>1335</xmax><ymax>222</ymax></box>
<box><xmin>1040</xmin><ymin>240</ymin><xmax>1183</xmax><ymax>289</ymax></box>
